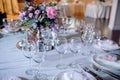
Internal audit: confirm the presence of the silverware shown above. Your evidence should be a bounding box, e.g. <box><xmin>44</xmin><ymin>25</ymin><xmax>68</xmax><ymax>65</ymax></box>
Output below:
<box><xmin>94</xmin><ymin>65</ymin><xmax>120</xmax><ymax>80</ymax></box>
<box><xmin>81</xmin><ymin>65</ymin><xmax>104</xmax><ymax>80</ymax></box>
<box><xmin>100</xmin><ymin>69</ymin><xmax>120</xmax><ymax>80</ymax></box>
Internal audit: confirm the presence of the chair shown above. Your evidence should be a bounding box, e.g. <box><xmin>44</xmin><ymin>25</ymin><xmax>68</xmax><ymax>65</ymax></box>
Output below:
<box><xmin>85</xmin><ymin>3</ymin><xmax>99</xmax><ymax>18</ymax></box>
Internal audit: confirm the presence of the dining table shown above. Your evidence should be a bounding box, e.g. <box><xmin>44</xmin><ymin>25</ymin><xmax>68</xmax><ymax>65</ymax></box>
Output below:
<box><xmin>0</xmin><ymin>30</ymin><xmax>120</xmax><ymax>80</ymax></box>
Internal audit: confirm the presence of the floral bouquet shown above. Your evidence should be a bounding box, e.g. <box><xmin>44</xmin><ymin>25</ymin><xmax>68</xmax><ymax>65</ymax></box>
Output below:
<box><xmin>17</xmin><ymin>0</ymin><xmax>58</xmax><ymax>34</ymax></box>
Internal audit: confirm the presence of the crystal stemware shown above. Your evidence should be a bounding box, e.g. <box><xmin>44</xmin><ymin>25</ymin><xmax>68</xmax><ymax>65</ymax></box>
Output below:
<box><xmin>69</xmin><ymin>37</ymin><xmax>81</xmax><ymax>68</ymax></box>
<box><xmin>55</xmin><ymin>37</ymin><xmax>69</xmax><ymax>69</ymax></box>
<box><xmin>32</xmin><ymin>42</ymin><xmax>49</xmax><ymax>79</ymax></box>
<box><xmin>62</xmin><ymin>17</ymin><xmax>73</xmax><ymax>34</ymax></box>
<box><xmin>21</xmin><ymin>40</ymin><xmax>36</xmax><ymax>75</ymax></box>
<box><xmin>95</xmin><ymin>30</ymin><xmax>101</xmax><ymax>44</ymax></box>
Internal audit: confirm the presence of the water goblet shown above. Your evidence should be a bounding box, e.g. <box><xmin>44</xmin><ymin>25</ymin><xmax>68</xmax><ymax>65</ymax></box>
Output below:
<box><xmin>55</xmin><ymin>37</ymin><xmax>69</xmax><ymax>69</ymax></box>
<box><xmin>21</xmin><ymin>40</ymin><xmax>36</xmax><ymax>75</ymax></box>
<box><xmin>95</xmin><ymin>30</ymin><xmax>101</xmax><ymax>44</ymax></box>
<box><xmin>69</xmin><ymin>37</ymin><xmax>81</xmax><ymax>68</ymax></box>
<box><xmin>32</xmin><ymin>43</ymin><xmax>49</xmax><ymax>79</ymax></box>
<box><xmin>61</xmin><ymin>17</ymin><xmax>73</xmax><ymax>34</ymax></box>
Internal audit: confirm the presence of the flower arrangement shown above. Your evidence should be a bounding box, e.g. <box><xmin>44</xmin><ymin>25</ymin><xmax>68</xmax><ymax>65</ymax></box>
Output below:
<box><xmin>17</xmin><ymin>0</ymin><xmax>58</xmax><ymax>33</ymax></box>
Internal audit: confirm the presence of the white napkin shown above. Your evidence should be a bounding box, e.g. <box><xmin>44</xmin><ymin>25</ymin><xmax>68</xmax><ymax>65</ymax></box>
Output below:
<box><xmin>8</xmin><ymin>76</ymin><xmax>21</xmax><ymax>80</ymax></box>
<box><xmin>95</xmin><ymin>54</ymin><xmax>120</xmax><ymax>70</ymax></box>
<box><xmin>97</xmin><ymin>40</ymin><xmax>120</xmax><ymax>51</ymax></box>
<box><xmin>1</xmin><ymin>28</ymin><xmax>9</xmax><ymax>34</ymax></box>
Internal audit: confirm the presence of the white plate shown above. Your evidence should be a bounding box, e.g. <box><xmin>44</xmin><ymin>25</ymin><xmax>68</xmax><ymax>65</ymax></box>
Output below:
<box><xmin>54</xmin><ymin>70</ymin><xmax>96</xmax><ymax>80</ymax></box>
<box><xmin>91</xmin><ymin>54</ymin><xmax>120</xmax><ymax>72</ymax></box>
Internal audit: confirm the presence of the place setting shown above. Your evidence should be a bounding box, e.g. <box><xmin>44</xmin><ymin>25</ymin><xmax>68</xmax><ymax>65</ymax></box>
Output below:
<box><xmin>90</xmin><ymin>52</ymin><xmax>120</xmax><ymax>79</ymax></box>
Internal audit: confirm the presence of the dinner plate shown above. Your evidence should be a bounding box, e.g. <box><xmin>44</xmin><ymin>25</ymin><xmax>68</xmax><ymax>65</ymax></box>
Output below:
<box><xmin>54</xmin><ymin>70</ymin><xmax>96</xmax><ymax>80</ymax></box>
<box><xmin>91</xmin><ymin>53</ymin><xmax>120</xmax><ymax>72</ymax></box>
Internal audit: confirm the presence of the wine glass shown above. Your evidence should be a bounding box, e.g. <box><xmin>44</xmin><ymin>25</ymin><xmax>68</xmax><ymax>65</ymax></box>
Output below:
<box><xmin>62</xmin><ymin>17</ymin><xmax>73</xmax><ymax>34</ymax></box>
<box><xmin>75</xmin><ymin>19</ymin><xmax>81</xmax><ymax>33</ymax></box>
<box><xmin>95</xmin><ymin>30</ymin><xmax>101</xmax><ymax>44</ymax></box>
<box><xmin>32</xmin><ymin>43</ymin><xmax>49</xmax><ymax>80</ymax></box>
<box><xmin>55</xmin><ymin>37</ymin><xmax>69</xmax><ymax>69</ymax></box>
<box><xmin>21</xmin><ymin>40</ymin><xmax>36</xmax><ymax>75</ymax></box>
<box><xmin>69</xmin><ymin>37</ymin><xmax>81</xmax><ymax>68</ymax></box>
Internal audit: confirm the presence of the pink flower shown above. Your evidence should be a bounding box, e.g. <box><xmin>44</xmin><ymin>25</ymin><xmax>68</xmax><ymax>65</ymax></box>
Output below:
<box><xmin>46</xmin><ymin>7</ymin><xmax>56</xmax><ymax>19</ymax></box>
<box><xmin>29</xmin><ymin>13</ymin><xmax>33</xmax><ymax>18</ymax></box>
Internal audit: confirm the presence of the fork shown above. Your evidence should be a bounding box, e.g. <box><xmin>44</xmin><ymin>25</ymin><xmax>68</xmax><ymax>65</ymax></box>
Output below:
<box><xmin>80</xmin><ymin>65</ymin><xmax>104</xmax><ymax>80</ymax></box>
<box><xmin>93</xmin><ymin>65</ymin><xmax>120</xmax><ymax>80</ymax></box>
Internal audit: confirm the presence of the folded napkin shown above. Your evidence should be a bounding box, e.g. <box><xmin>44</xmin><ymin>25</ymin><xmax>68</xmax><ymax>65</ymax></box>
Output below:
<box><xmin>1</xmin><ymin>28</ymin><xmax>9</xmax><ymax>34</ymax></box>
<box><xmin>97</xmin><ymin>40</ymin><xmax>120</xmax><ymax>51</ymax></box>
<box><xmin>95</xmin><ymin>54</ymin><xmax>120</xmax><ymax>70</ymax></box>
<box><xmin>8</xmin><ymin>76</ymin><xmax>21</xmax><ymax>80</ymax></box>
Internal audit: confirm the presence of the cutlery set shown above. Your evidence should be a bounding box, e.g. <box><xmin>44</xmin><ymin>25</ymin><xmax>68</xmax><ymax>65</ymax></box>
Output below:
<box><xmin>81</xmin><ymin>64</ymin><xmax>120</xmax><ymax>80</ymax></box>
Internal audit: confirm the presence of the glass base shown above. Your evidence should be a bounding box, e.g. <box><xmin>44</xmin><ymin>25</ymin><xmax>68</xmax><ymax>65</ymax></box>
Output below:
<box><xmin>69</xmin><ymin>62</ymin><xmax>80</xmax><ymax>68</ymax></box>
<box><xmin>25</xmin><ymin>69</ymin><xmax>38</xmax><ymax>75</ymax></box>
<box><xmin>56</xmin><ymin>64</ymin><xmax>68</xmax><ymax>69</ymax></box>
<box><xmin>34</xmin><ymin>72</ymin><xmax>49</xmax><ymax>80</ymax></box>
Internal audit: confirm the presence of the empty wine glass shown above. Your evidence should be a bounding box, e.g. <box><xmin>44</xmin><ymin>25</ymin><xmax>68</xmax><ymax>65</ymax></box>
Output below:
<box><xmin>95</xmin><ymin>30</ymin><xmax>101</xmax><ymax>44</ymax></box>
<box><xmin>21</xmin><ymin>40</ymin><xmax>36</xmax><ymax>75</ymax></box>
<box><xmin>32</xmin><ymin>43</ymin><xmax>48</xmax><ymax>79</ymax></box>
<box><xmin>75</xmin><ymin>19</ymin><xmax>81</xmax><ymax>33</ymax></box>
<box><xmin>62</xmin><ymin>17</ymin><xmax>73</xmax><ymax>34</ymax></box>
<box><xmin>55</xmin><ymin>37</ymin><xmax>69</xmax><ymax>69</ymax></box>
<box><xmin>69</xmin><ymin>37</ymin><xmax>81</xmax><ymax>68</ymax></box>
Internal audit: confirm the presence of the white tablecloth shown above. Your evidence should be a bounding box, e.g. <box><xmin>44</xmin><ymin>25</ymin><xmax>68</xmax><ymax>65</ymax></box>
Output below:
<box><xmin>0</xmin><ymin>32</ymin><xmax>118</xmax><ymax>80</ymax></box>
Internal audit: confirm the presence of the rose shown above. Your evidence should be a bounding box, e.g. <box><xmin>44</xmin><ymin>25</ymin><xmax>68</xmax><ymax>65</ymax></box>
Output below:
<box><xmin>46</xmin><ymin>7</ymin><xmax>57</xmax><ymax>19</ymax></box>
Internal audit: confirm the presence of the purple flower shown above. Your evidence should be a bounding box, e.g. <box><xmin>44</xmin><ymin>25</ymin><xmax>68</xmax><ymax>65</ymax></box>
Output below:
<box><xmin>46</xmin><ymin>7</ymin><xmax>57</xmax><ymax>19</ymax></box>
<box><xmin>35</xmin><ymin>10</ymin><xmax>40</xmax><ymax>15</ymax></box>
<box><xmin>22</xmin><ymin>12</ymin><xmax>26</xmax><ymax>16</ymax></box>
<box><xmin>28</xmin><ymin>6</ymin><xmax>34</xmax><ymax>11</ymax></box>
<box><xmin>18</xmin><ymin>12</ymin><xmax>24</xmax><ymax>20</ymax></box>
<box><xmin>28</xmin><ymin>13</ymin><xmax>33</xmax><ymax>18</ymax></box>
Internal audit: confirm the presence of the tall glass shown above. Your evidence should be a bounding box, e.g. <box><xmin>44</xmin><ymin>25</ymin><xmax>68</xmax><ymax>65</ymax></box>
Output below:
<box><xmin>21</xmin><ymin>40</ymin><xmax>36</xmax><ymax>75</ymax></box>
<box><xmin>69</xmin><ymin>37</ymin><xmax>81</xmax><ymax>68</ymax></box>
<box><xmin>61</xmin><ymin>17</ymin><xmax>73</xmax><ymax>34</ymax></box>
<box><xmin>32</xmin><ymin>42</ymin><xmax>48</xmax><ymax>79</ymax></box>
<box><xmin>55</xmin><ymin>37</ymin><xmax>69</xmax><ymax>69</ymax></box>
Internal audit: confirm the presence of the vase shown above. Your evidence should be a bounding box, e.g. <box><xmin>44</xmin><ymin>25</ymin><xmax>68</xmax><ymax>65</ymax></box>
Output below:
<box><xmin>36</xmin><ymin>29</ymin><xmax>57</xmax><ymax>52</ymax></box>
<box><xmin>25</xmin><ymin>29</ymin><xmax>37</xmax><ymax>43</ymax></box>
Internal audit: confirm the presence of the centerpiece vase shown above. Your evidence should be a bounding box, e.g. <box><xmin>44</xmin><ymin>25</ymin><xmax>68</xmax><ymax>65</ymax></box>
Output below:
<box><xmin>36</xmin><ymin>28</ymin><xmax>57</xmax><ymax>52</ymax></box>
<box><xmin>25</xmin><ymin>29</ymin><xmax>37</xmax><ymax>43</ymax></box>
<box><xmin>36</xmin><ymin>29</ymin><xmax>45</xmax><ymax>52</ymax></box>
